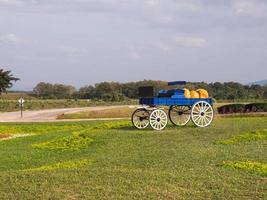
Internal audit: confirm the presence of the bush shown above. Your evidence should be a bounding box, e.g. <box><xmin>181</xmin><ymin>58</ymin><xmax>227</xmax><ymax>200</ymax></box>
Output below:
<box><xmin>217</xmin><ymin>104</ymin><xmax>245</xmax><ymax>114</ymax></box>
<box><xmin>218</xmin><ymin>103</ymin><xmax>267</xmax><ymax>114</ymax></box>
<box><xmin>244</xmin><ymin>103</ymin><xmax>267</xmax><ymax>112</ymax></box>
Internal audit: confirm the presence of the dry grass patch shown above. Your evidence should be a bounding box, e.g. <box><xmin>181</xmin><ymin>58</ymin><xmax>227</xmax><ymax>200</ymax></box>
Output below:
<box><xmin>0</xmin><ymin>134</ymin><xmax>32</xmax><ymax>141</ymax></box>
<box><xmin>0</xmin><ymin>134</ymin><xmax>11</xmax><ymax>139</ymax></box>
<box><xmin>57</xmin><ymin>107</ymin><xmax>136</xmax><ymax>119</ymax></box>
<box><xmin>21</xmin><ymin>159</ymin><xmax>91</xmax><ymax>172</ymax></box>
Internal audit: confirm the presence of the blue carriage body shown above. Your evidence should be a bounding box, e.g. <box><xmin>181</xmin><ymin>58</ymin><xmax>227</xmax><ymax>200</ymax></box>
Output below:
<box><xmin>139</xmin><ymin>82</ymin><xmax>214</xmax><ymax>107</ymax></box>
<box><xmin>139</xmin><ymin>97</ymin><xmax>214</xmax><ymax>106</ymax></box>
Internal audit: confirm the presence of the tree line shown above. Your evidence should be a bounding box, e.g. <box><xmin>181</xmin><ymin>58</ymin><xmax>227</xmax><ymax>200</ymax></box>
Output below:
<box><xmin>0</xmin><ymin>68</ymin><xmax>265</xmax><ymax>101</ymax></box>
<box><xmin>32</xmin><ymin>80</ymin><xmax>267</xmax><ymax>101</ymax></box>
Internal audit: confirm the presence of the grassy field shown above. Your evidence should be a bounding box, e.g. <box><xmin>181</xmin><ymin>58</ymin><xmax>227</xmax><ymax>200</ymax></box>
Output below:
<box><xmin>0</xmin><ymin>117</ymin><xmax>266</xmax><ymax>199</ymax></box>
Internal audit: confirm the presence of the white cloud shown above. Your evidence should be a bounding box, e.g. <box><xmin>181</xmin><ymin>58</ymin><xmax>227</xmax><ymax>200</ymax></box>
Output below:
<box><xmin>0</xmin><ymin>0</ymin><xmax>24</xmax><ymax>6</ymax></box>
<box><xmin>174</xmin><ymin>36</ymin><xmax>207</xmax><ymax>47</ymax></box>
<box><xmin>0</xmin><ymin>33</ymin><xmax>25</xmax><ymax>44</ymax></box>
<box><xmin>128</xmin><ymin>52</ymin><xmax>142</xmax><ymax>60</ymax></box>
<box><xmin>234</xmin><ymin>0</ymin><xmax>267</xmax><ymax>18</ymax></box>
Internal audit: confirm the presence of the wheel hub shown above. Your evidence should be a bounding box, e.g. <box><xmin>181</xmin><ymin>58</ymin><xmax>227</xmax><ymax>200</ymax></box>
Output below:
<box><xmin>200</xmin><ymin>112</ymin><xmax>205</xmax><ymax>116</ymax></box>
<box><xmin>157</xmin><ymin>118</ymin><xmax>161</xmax><ymax>122</ymax></box>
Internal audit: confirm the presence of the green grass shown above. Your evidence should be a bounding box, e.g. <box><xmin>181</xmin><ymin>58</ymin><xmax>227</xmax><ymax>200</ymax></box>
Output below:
<box><xmin>0</xmin><ymin>117</ymin><xmax>266</xmax><ymax>199</ymax></box>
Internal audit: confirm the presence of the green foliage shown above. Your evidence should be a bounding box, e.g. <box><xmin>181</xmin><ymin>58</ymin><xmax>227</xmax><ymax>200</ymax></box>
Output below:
<box><xmin>33</xmin><ymin>82</ymin><xmax>76</xmax><ymax>99</ymax></box>
<box><xmin>0</xmin><ymin>69</ymin><xmax>19</xmax><ymax>94</ymax></box>
<box><xmin>221</xmin><ymin>161</ymin><xmax>267</xmax><ymax>176</ymax></box>
<box><xmin>22</xmin><ymin>159</ymin><xmax>91</xmax><ymax>172</ymax></box>
<box><xmin>216</xmin><ymin>129</ymin><xmax>267</xmax><ymax>144</ymax></box>
<box><xmin>78</xmin><ymin>80</ymin><xmax>267</xmax><ymax>101</ymax></box>
<box><xmin>32</xmin><ymin>132</ymin><xmax>94</xmax><ymax>151</ymax></box>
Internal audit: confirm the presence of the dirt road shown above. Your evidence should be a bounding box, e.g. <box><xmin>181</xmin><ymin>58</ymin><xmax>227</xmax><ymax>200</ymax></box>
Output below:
<box><xmin>0</xmin><ymin>105</ymin><xmax>131</xmax><ymax>123</ymax></box>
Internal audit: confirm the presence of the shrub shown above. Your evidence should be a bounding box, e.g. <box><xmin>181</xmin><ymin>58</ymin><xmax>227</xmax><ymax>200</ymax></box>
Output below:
<box><xmin>217</xmin><ymin>104</ymin><xmax>245</xmax><ymax>114</ymax></box>
<box><xmin>244</xmin><ymin>103</ymin><xmax>267</xmax><ymax>112</ymax></box>
<box><xmin>218</xmin><ymin>103</ymin><xmax>267</xmax><ymax>114</ymax></box>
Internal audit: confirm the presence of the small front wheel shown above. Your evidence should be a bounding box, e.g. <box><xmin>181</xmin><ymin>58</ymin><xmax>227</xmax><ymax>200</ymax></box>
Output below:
<box><xmin>149</xmin><ymin>109</ymin><xmax>168</xmax><ymax>130</ymax></box>
<box><xmin>131</xmin><ymin>108</ymin><xmax>150</xmax><ymax>129</ymax></box>
<box><xmin>191</xmin><ymin>101</ymin><xmax>214</xmax><ymax>127</ymax></box>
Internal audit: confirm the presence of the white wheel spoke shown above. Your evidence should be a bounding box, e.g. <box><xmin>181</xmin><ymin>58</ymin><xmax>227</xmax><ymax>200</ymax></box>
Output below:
<box><xmin>149</xmin><ymin>109</ymin><xmax>167</xmax><ymax>130</ymax></box>
<box><xmin>132</xmin><ymin>109</ymin><xmax>150</xmax><ymax>129</ymax></box>
<box><xmin>191</xmin><ymin>101</ymin><xmax>214</xmax><ymax>128</ymax></box>
<box><xmin>169</xmin><ymin>106</ymin><xmax>191</xmax><ymax>126</ymax></box>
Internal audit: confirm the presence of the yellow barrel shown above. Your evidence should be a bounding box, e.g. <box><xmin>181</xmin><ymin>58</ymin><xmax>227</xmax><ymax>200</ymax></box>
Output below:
<box><xmin>197</xmin><ymin>89</ymin><xmax>209</xmax><ymax>98</ymax></box>
<box><xmin>190</xmin><ymin>90</ymin><xmax>200</xmax><ymax>98</ymax></box>
<box><xmin>184</xmin><ymin>88</ymin><xmax>191</xmax><ymax>98</ymax></box>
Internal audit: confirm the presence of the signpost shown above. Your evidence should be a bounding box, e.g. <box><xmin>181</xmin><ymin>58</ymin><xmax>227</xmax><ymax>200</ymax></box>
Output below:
<box><xmin>18</xmin><ymin>98</ymin><xmax>25</xmax><ymax>118</ymax></box>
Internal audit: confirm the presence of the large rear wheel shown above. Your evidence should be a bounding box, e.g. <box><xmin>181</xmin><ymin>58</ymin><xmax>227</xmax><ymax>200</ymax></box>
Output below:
<box><xmin>191</xmin><ymin>101</ymin><xmax>214</xmax><ymax>127</ymax></box>
<box><xmin>168</xmin><ymin>106</ymin><xmax>191</xmax><ymax>126</ymax></box>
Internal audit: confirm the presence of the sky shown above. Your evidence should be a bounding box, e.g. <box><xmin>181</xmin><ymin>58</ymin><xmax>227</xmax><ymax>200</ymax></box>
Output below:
<box><xmin>0</xmin><ymin>0</ymin><xmax>266</xmax><ymax>90</ymax></box>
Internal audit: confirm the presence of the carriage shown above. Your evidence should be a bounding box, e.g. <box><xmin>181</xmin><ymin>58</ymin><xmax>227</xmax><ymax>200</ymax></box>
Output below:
<box><xmin>131</xmin><ymin>81</ymin><xmax>214</xmax><ymax>130</ymax></box>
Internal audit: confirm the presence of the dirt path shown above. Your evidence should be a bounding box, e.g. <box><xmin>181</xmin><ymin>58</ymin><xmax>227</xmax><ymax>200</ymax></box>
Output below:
<box><xmin>0</xmin><ymin>105</ymin><xmax>131</xmax><ymax>123</ymax></box>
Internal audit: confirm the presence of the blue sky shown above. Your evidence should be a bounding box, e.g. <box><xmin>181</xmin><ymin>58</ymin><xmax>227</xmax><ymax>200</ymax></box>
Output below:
<box><xmin>0</xmin><ymin>0</ymin><xmax>266</xmax><ymax>90</ymax></box>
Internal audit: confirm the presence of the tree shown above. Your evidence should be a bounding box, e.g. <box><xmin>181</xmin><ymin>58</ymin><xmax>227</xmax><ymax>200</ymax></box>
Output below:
<box><xmin>53</xmin><ymin>84</ymin><xmax>76</xmax><ymax>99</ymax></box>
<box><xmin>0</xmin><ymin>69</ymin><xmax>19</xmax><ymax>94</ymax></box>
<box><xmin>33</xmin><ymin>82</ymin><xmax>76</xmax><ymax>99</ymax></box>
<box><xmin>33</xmin><ymin>82</ymin><xmax>54</xmax><ymax>98</ymax></box>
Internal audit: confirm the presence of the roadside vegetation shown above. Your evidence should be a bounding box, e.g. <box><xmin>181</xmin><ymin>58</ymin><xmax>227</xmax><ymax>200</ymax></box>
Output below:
<box><xmin>0</xmin><ymin>117</ymin><xmax>266</xmax><ymax>199</ymax></box>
